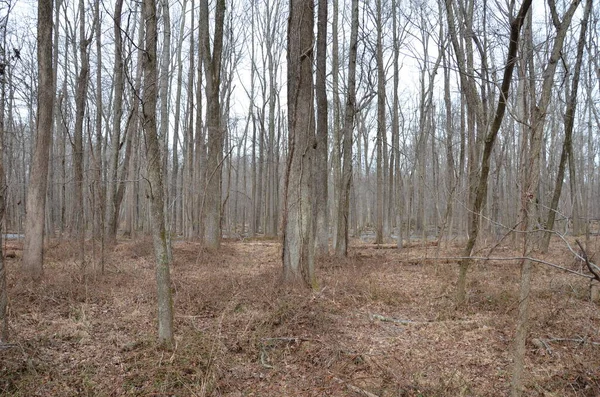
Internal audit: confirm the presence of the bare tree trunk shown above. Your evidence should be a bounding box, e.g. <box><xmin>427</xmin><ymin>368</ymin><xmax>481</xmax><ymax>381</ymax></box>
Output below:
<box><xmin>541</xmin><ymin>0</ymin><xmax>591</xmax><ymax>252</ymax></box>
<box><xmin>73</xmin><ymin>0</ymin><xmax>90</xmax><ymax>265</ymax></box>
<box><xmin>184</xmin><ymin>0</ymin><xmax>195</xmax><ymax>238</ymax></box>
<box><xmin>392</xmin><ymin>0</ymin><xmax>403</xmax><ymax>250</ymax></box>
<box><xmin>375</xmin><ymin>0</ymin><xmax>385</xmax><ymax>245</ymax></box>
<box><xmin>511</xmin><ymin>1</ymin><xmax>582</xmax><ymax>394</ymax></box>
<box><xmin>93</xmin><ymin>0</ymin><xmax>105</xmax><ymax>271</ymax></box>
<box><xmin>141</xmin><ymin>0</ymin><xmax>174</xmax><ymax>347</ymax></box>
<box><xmin>283</xmin><ymin>0</ymin><xmax>315</xmax><ymax>286</ymax></box>
<box><xmin>171</xmin><ymin>0</ymin><xmax>187</xmax><ymax>235</ymax></box>
<box><xmin>23</xmin><ymin>0</ymin><xmax>55</xmax><ymax>280</ymax></box>
<box><xmin>0</xmin><ymin>25</ymin><xmax>7</xmax><ymax>340</ymax></box>
<box><xmin>445</xmin><ymin>0</ymin><xmax>531</xmax><ymax>305</ymax></box>
<box><xmin>105</xmin><ymin>0</ymin><xmax>125</xmax><ymax>244</ymax></box>
<box><xmin>330</xmin><ymin>0</ymin><xmax>341</xmax><ymax>249</ymax></box>
<box><xmin>159</xmin><ymin>0</ymin><xmax>172</xmax><ymax>253</ymax></box>
<box><xmin>334</xmin><ymin>0</ymin><xmax>358</xmax><ymax>257</ymax></box>
<box><xmin>200</xmin><ymin>0</ymin><xmax>226</xmax><ymax>248</ymax></box>
<box><xmin>314</xmin><ymin>0</ymin><xmax>328</xmax><ymax>255</ymax></box>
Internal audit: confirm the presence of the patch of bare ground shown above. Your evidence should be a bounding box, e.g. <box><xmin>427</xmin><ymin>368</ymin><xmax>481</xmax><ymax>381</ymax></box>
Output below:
<box><xmin>1</xmin><ymin>236</ymin><xmax>599</xmax><ymax>396</ymax></box>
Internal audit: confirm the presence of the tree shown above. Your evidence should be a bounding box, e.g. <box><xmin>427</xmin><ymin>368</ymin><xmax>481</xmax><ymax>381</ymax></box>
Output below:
<box><xmin>105</xmin><ymin>0</ymin><xmax>125</xmax><ymax>244</ymax></box>
<box><xmin>0</xmin><ymin>2</ymin><xmax>8</xmax><ymax>341</ymax></box>
<box><xmin>200</xmin><ymin>0</ymin><xmax>226</xmax><ymax>248</ymax></box>
<box><xmin>541</xmin><ymin>0</ymin><xmax>591</xmax><ymax>253</ymax></box>
<box><xmin>445</xmin><ymin>0</ymin><xmax>531</xmax><ymax>305</ymax></box>
<box><xmin>314</xmin><ymin>0</ymin><xmax>328</xmax><ymax>255</ymax></box>
<box><xmin>283</xmin><ymin>0</ymin><xmax>315</xmax><ymax>285</ymax></box>
<box><xmin>334</xmin><ymin>0</ymin><xmax>358</xmax><ymax>257</ymax></box>
<box><xmin>22</xmin><ymin>0</ymin><xmax>55</xmax><ymax>280</ymax></box>
<box><xmin>511</xmin><ymin>1</ymin><xmax>582</xmax><ymax>394</ymax></box>
<box><xmin>141</xmin><ymin>0</ymin><xmax>174</xmax><ymax>347</ymax></box>
<box><xmin>72</xmin><ymin>0</ymin><xmax>91</xmax><ymax>264</ymax></box>
<box><xmin>374</xmin><ymin>0</ymin><xmax>386</xmax><ymax>245</ymax></box>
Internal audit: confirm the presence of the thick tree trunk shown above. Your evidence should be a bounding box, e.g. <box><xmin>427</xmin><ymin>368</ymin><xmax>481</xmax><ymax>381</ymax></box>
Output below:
<box><xmin>283</xmin><ymin>0</ymin><xmax>315</xmax><ymax>286</ymax></box>
<box><xmin>200</xmin><ymin>0</ymin><xmax>226</xmax><ymax>248</ymax></box>
<box><xmin>141</xmin><ymin>0</ymin><xmax>174</xmax><ymax>348</ymax></box>
<box><xmin>23</xmin><ymin>0</ymin><xmax>54</xmax><ymax>280</ymax></box>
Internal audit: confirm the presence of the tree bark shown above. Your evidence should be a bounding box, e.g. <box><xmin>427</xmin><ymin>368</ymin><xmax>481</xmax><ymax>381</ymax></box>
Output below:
<box><xmin>105</xmin><ymin>0</ymin><xmax>125</xmax><ymax>244</ymax></box>
<box><xmin>541</xmin><ymin>0</ymin><xmax>591</xmax><ymax>252</ymax></box>
<box><xmin>141</xmin><ymin>0</ymin><xmax>174</xmax><ymax>348</ymax></box>
<box><xmin>23</xmin><ymin>0</ymin><xmax>55</xmax><ymax>280</ymax></box>
<box><xmin>511</xmin><ymin>1</ymin><xmax>582</xmax><ymax>394</ymax></box>
<box><xmin>200</xmin><ymin>0</ymin><xmax>226</xmax><ymax>248</ymax></box>
<box><xmin>375</xmin><ymin>0</ymin><xmax>385</xmax><ymax>245</ymax></box>
<box><xmin>283</xmin><ymin>0</ymin><xmax>315</xmax><ymax>286</ymax></box>
<box><xmin>445</xmin><ymin>0</ymin><xmax>532</xmax><ymax>305</ymax></box>
<box><xmin>334</xmin><ymin>0</ymin><xmax>358</xmax><ymax>257</ymax></box>
<box><xmin>73</xmin><ymin>0</ymin><xmax>90</xmax><ymax>264</ymax></box>
<box><xmin>314</xmin><ymin>0</ymin><xmax>328</xmax><ymax>255</ymax></box>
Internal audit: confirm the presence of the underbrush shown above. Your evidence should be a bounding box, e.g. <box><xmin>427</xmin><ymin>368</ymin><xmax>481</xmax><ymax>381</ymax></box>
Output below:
<box><xmin>1</xmin><ymin>237</ymin><xmax>599</xmax><ymax>396</ymax></box>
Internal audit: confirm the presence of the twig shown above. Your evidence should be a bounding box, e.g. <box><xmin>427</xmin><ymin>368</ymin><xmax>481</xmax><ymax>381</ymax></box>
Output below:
<box><xmin>370</xmin><ymin>313</ymin><xmax>413</xmax><ymax>325</ymax></box>
<box><xmin>0</xmin><ymin>343</ymin><xmax>17</xmax><ymax>350</ymax></box>
<box><xmin>576</xmin><ymin>240</ymin><xmax>600</xmax><ymax>282</ymax></box>
<box><xmin>545</xmin><ymin>336</ymin><xmax>600</xmax><ymax>346</ymax></box>
<box><xmin>260</xmin><ymin>349</ymin><xmax>273</xmax><ymax>369</ymax></box>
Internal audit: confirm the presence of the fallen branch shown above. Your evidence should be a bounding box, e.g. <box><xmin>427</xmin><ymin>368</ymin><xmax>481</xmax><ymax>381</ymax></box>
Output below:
<box><xmin>0</xmin><ymin>343</ymin><xmax>17</xmax><ymax>350</ymax></box>
<box><xmin>576</xmin><ymin>240</ymin><xmax>600</xmax><ymax>282</ymax></box>
<box><xmin>531</xmin><ymin>338</ymin><xmax>553</xmax><ymax>355</ymax></box>
<box><xmin>370</xmin><ymin>313</ymin><xmax>413</xmax><ymax>325</ymax></box>
<box><xmin>425</xmin><ymin>256</ymin><xmax>595</xmax><ymax>279</ymax></box>
<box><xmin>545</xmin><ymin>336</ymin><xmax>600</xmax><ymax>346</ymax></box>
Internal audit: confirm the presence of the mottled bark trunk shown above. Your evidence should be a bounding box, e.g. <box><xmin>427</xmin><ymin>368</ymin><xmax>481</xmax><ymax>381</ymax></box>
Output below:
<box><xmin>23</xmin><ymin>0</ymin><xmax>54</xmax><ymax>280</ymax></box>
<box><xmin>283</xmin><ymin>0</ymin><xmax>315</xmax><ymax>286</ymax></box>
<box><xmin>141</xmin><ymin>0</ymin><xmax>174</xmax><ymax>347</ymax></box>
<box><xmin>200</xmin><ymin>0</ymin><xmax>226</xmax><ymax>248</ymax></box>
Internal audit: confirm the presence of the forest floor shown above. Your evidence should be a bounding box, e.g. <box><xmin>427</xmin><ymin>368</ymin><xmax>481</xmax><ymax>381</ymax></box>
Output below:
<box><xmin>1</xmin><ymin>234</ymin><xmax>599</xmax><ymax>396</ymax></box>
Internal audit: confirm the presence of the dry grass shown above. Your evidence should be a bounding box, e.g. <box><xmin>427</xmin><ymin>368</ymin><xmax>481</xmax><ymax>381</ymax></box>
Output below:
<box><xmin>1</xmin><ymin>235</ymin><xmax>599</xmax><ymax>396</ymax></box>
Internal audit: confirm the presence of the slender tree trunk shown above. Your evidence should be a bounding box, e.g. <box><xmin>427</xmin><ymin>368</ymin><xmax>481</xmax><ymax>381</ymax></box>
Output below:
<box><xmin>23</xmin><ymin>0</ymin><xmax>55</xmax><ymax>280</ymax></box>
<box><xmin>105</xmin><ymin>0</ymin><xmax>125</xmax><ymax>244</ymax></box>
<box><xmin>159</xmin><ymin>0</ymin><xmax>172</xmax><ymax>251</ymax></box>
<box><xmin>331</xmin><ymin>0</ymin><xmax>341</xmax><ymax>249</ymax></box>
<box><xmin>541</xmin><ymin>0</ymin><xmax>590</xmax><ymax>252</ymax></box>
<box><xmin>314</xmin><ymin>0</ymin><xmax>328</xmax><ymax>255</ymax></box>
<box><xmin>375</xmin><ymin>0</ymin><xmax>385</xmax><ymax>245</ymax></box>
<box><xmin>445</xmin><ymin>0</ymin><xmax>532</xmax><ymax>305</ymax></box>
<box><xmin>334</xmin><ymin>0</ymin><xmax>358</xmax><ymax>257</ymax></box>
<box><xmin>141</xmin><ymin>0</ymin><xmax>174</xmax><ymax>347</ymax></box>
<box><xmin>283</xmin><ymin>0</ymin><xmax>315</xmax><ymax>286</ymax></box>
<box><xmin>171</xmin><ymin>0</ymin><xmax>187</xmax><ymax>235</ymax></box>
<box><xmin>0</xmin><ymin>35</ymin><xmax>7</xmax><ymax>341</ymax></box>
<box><xmin>73</xmin><ymin>0</ymin><xmax>90</xmax><ymax>265</ymax></box>
<box><xmin>93</xmin><ymin>0</ymin><xmax>105</xmax><ymax>271</ymax></box>
<box><xmin>511</xmin><ymin>1</ymin><xmax>581</xmax><ymax>394</ymax></box>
